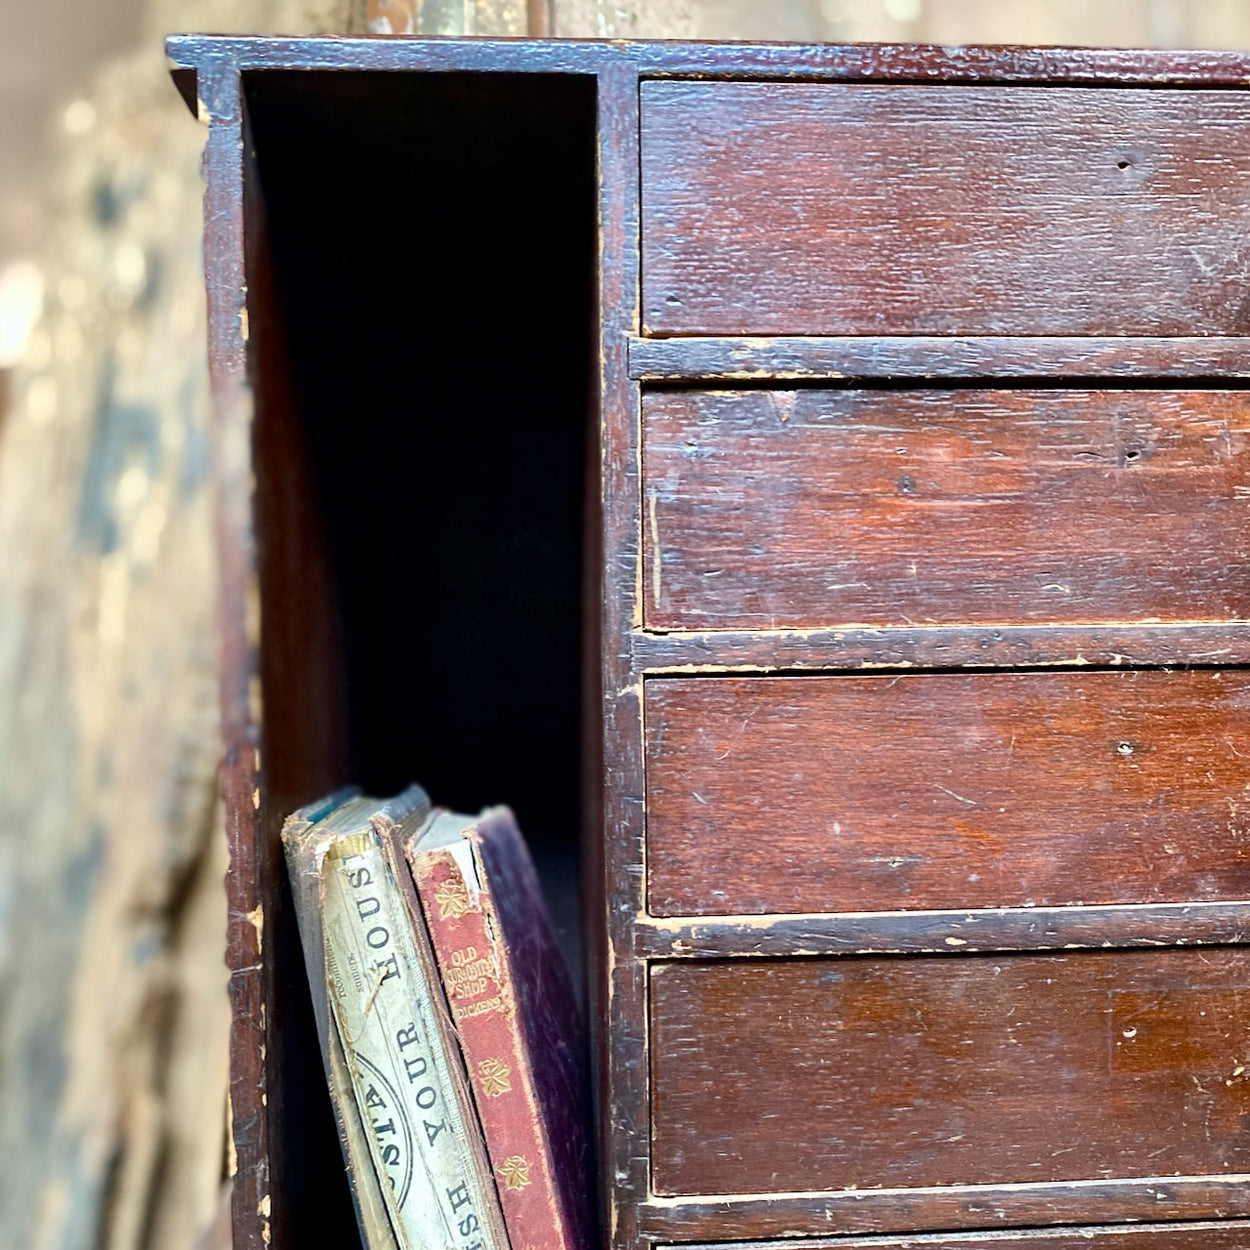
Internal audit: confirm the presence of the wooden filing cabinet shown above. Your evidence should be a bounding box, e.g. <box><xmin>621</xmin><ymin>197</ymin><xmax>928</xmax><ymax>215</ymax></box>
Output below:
<box><xmin>170</xmin><ymin>34</ymin><xmax>1250</xmax><ymax>1250</ymax></box>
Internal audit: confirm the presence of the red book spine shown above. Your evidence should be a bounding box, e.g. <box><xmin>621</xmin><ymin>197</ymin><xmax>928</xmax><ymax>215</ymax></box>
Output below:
<box><xmin>412</xmin><ymin>841</ymin><xmax>578</xmax><ymax>1250</ymax></box>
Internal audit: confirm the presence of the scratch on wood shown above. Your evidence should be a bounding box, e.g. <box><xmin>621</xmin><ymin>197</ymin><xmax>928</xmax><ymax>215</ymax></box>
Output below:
<box><xmin>245</xmin><ymin>903</ymin><xmax>263</xmax><ymax>951</ymax></box>
<box><xmin>934</xmin><ymin>784</ymin><xmax>977</xmax><ymax>807</ymax></box>
<box><xmin>227</xmin><ymin>1089</ymin><xmax>237</xmax><ymax>1177</ymax></box>
<box><xmin>649</xmin><ymin>486</ymin><xmax>661</xmax><ymax>608</ymax></box>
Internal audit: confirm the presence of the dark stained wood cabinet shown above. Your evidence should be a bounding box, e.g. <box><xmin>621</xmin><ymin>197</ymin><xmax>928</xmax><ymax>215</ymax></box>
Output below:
<box><xmin>651</xmin><ymin>950</ymin><xmax>1250</xmax><ymax>1194</ymax></box>
<box><xmin>646</xmin><ymin>671</ymin><xmax>1250</xmax><ymax>915</ymax></box>
<box><xmin>169</xmin><ymin>34</ymin><xmax>1250</xmax><ymax>1250</ymax></box>
<box><xmin>642</xmin><ymin>388</ymin><xmax>1250</xmax><ymax>628</ymax></box>
<box><xmin>639</xmin><ymin>82</ymin><xmax>1250</xmax><ymax>337</ymax></box>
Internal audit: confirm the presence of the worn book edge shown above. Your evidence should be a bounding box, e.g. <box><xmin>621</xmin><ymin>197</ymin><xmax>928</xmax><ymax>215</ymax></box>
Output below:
<box><xmin>286</xmin><ymin>786</ymin><xmax>510</xmax><ymax>1250</ymax></box>
<box><xmin>373</xmin><ymin>798</ymin><xmax>513</xmax><ymax>1250</ymax></box>
<box><xmin>407</xmin><ymin>809</ymin><xmax>588</xmax><ymax>1250</ymax></box>
<box><xmin>282</xmin><ymin>788</ymin><xmax>399</xmax><ymax>1250</ymax></box>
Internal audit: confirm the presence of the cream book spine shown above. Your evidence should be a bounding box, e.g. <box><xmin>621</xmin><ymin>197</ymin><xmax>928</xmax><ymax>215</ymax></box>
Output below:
<box><xmin>285</xmin><ymin>786</ymin><xmax>509</xmax><ymax>1250</ymax></box>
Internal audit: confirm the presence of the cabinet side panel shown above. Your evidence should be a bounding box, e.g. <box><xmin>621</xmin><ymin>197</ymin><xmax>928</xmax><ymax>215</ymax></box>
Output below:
<box><xmin>199</xmin><ymin>64</ymin><xmax>273</xmax><ymax>1250</ymax></box>
<box><xmin>596</xmin><ymin>57</ymin><xmax>649</xmax><ymax>1250</ymax></box>
<box><xmin>242</xmin><ymin>89</ymin><xmax>360</xmax><ymax>1249</ymax></box>
<box><xmin>207</xmin><ymin>66</ymin><xmax>359</xmax><ymax>1250</ymax></box>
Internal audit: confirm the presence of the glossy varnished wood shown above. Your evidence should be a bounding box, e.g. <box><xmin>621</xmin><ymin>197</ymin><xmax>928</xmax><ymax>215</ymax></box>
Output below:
<box><xmin>646</xmin><ymin>671</ymin><xmax>1250</xmax><ymax>916</ymax></box>
<box><xmin>641</xmin><ymin>82</ymin><xmax>1250</xmax><ymax>337</ymax></box>
<box><xmin>650</xmin><ymin>950</ymin><xmax>1250</xmax><ymax>1197</ymax></box>
<box><xmin>644</xmin><ymin>388</ymin><xmax>1250</xmax><ymax>630</ymax></box>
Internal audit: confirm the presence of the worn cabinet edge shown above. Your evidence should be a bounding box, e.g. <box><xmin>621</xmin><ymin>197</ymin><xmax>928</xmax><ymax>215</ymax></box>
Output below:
<box><xmin>166</xmin><ymin>35</ymin><xmax>1250</xmax><ymax>84</ymax></box>
<box><xmin>639</xmin><ymin>1178</ymin><xmax>1250</xmax><ymax>1242</ymax></box>
<box><xmin>627</xmin><ymin>335</ymin><xmax>1250</xmax><ymax>379</ymax></box>
<box><xmin>659</xmin><ymin>1219</ymin><xmax>1250</xmax><ymax>1249</ymax></box>
<box><xmin>634</xmin><ymin>900</ymin><xmax>1250</xmax><ymax>958</ymax></box>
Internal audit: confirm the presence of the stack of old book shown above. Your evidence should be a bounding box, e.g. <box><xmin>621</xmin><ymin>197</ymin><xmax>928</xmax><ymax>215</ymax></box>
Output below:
<box><xmin>283</xmin><ymin>785</ymin><xmax>592</xmax><ymax>1250</ymax></box>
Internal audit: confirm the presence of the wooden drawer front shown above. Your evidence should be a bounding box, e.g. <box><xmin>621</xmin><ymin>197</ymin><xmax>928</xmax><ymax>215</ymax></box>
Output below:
<box><xmin>650</xmin><ymin>950</ymin><xmax>1250</xmax><ymax>1197</ymax></box>
<box><xmin>640</xmin><ymin>82</ymin><xmax>1250</xmax><ymax>337</ymax></box>
<box><xmin>643</xmin><ymin>388</ymin><xmax>1250</xmax><ymax>630</ymax></box>
<box><xmin>667</xmin><ymin>1223</ymin><xmax>1250</xmax><ymax>1248</ymax></box>
<box><xmin>645</xmin><ymin>672</ymin><xmax>1250</xmax><ymax>917</ymax></box>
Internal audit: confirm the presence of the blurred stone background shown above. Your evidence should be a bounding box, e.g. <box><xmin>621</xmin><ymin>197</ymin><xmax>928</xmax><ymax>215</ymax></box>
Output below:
<box><xmin>2</xmin><ymin>2</ymin><xmax>1248</xmax><ymax>1248</ymax></box>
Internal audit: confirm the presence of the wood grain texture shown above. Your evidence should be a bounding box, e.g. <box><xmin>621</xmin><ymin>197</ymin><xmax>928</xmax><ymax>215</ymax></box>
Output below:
<box><xmin>633</xmin><ymin>622</ymin><xmax>1250</xmax><ymax>673</ymax></box>
<box><xmin>203</xmin><ymin>66</ymin><xmax>275</xmax><ymax>1250</ymax></box>
<box><xmin>594</xmin><ymin>60</ymin><xmax>648</xmax><ymax>1250</ymax></box>
<box><xmin>629</xmin><ymin>335</ymin><xmax>1250</xmax><ymax>382</ymax></box>
<box><xmin>644</xmin><ymin>388</ymin><xmax>1250</xmax><ymax>630</ymax></box>
<box><xmin>165</xmin><ymin>36</ymin><xmax>1250</xmax><ymax>84</ymax></box>
<box><xmin>641</xmin><ymin>82</ymin><xmax>1250</xmax><ymax>337</ymax></box>
<box><xmin>649</xmin><ymin>950</ymin><xmax>1250</xmax><ymax>1197</ymax></box>
<box><xmin>641</xmin><ymin>1178</ymin><xmax>1250</xmax><ymax>1243</ymax></box>
<box><xmin>664</xmin><ymin>1220</ymin><xmax>1250</xmax><ymax>1248</ymax></box>
<box><xmin>167</xmin><ymin>34</ymin><xmax>1250</xmax><ymax>1250</ymax></box>
<box><xmin>636</xmin><ymin>901</ymin><xmax>1250</xmax><ymax>960</ymax></box>
<box><xmin>646</xmin><ymin>671</ymin><xmax>1250</xmax><ymax>916</ymax></box>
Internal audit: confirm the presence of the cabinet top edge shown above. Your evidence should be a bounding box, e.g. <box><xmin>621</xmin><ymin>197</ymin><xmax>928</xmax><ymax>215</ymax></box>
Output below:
<box><xmin>165</xmin><ymin>34</ymin><xmax>1250</xmax><ymax>121</ymax></box>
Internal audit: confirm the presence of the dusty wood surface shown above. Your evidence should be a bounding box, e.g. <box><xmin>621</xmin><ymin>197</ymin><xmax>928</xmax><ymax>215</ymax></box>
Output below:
<box><xmin>637</xmin><ymin>900</ymin><xmax>1250</xmax><ymax>961</ymax></box>
<box><xmin>641</xmin><ymin>1179</ymin><xmax>1250</xmax><ymax>1245</ymax></box>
